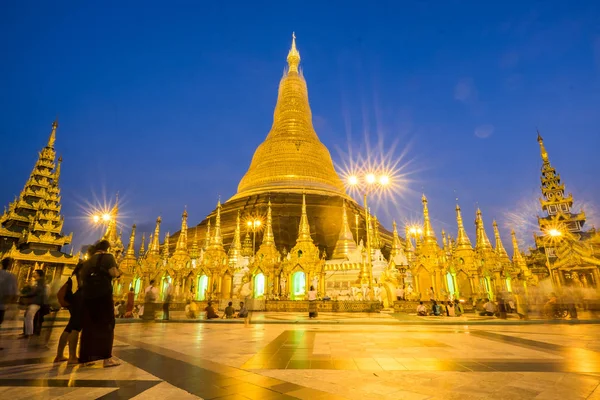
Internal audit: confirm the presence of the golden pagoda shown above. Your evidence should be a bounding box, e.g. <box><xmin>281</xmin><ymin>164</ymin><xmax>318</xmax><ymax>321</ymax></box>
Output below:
<box><xmin>169</xmin><ymin>34</ymin><xmax>392</xmax><ymax>265</ymax></box>
<box><xmin>0</xmin><ymin>120</ymin><xmax>78</xmax><ymax>286</ymax></box>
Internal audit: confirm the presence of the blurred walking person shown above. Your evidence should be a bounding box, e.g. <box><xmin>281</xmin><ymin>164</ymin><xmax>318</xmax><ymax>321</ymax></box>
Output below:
<box><xmin>0</xmin><ymin>258</ymin><xmax>18</xmax><ymax>350</ymax></box>
<box><xmin>162</xmin><ymin>280</ymin><xmax>173</xmax><ymax>321</ymax></box>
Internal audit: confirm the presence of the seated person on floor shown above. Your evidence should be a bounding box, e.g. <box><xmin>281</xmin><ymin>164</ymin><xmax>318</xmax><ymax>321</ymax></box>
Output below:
<box><xmin>416</xmin><ymin>301</ymin><xmax>427</xmax><ymax>316</ymax></box>
<box><xmin>185</xmin><ymin>300</ymin><xmax>198</xmax><ymax>319</ymax></box>
<box><xmin>222</xmin><ymin>301</ymin><xmax>235</xmax><ymax>319</ymax></box>
<box><xmin>237</xmin><ymin>302</ymin><xmax>248</xmax><ymax>318</ymax></box>
<box><xmin>431</xmin><ymin>301</ymin><xmax>442</xmax><ymax>316</ymax></box>
<box><xmin>204</xmin><ymin>301</ymin><xmax>219</xmax><ymax>319</ymax></box>
<box><xmin>480</xmin><ymin>299</ymin><xmax>496</xmax><ymax>316</ymax></box>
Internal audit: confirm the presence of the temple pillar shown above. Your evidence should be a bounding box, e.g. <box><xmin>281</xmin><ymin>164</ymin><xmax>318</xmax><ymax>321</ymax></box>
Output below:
<box><xmin>451</xmin><ymin>273</ymin><xmax>458</xmax><ymax>298</ymax></box>
<box><xmin>469</xmin><ymin>275</ymin><xmax>476</xmax><ymax>295</ymax></box>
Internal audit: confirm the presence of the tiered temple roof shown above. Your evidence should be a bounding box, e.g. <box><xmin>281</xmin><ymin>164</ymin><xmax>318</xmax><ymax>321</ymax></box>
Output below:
<box><xmin>0</xmin><ymin>120</ymin><xmax>78</xmax><ymax>268</ymax></box>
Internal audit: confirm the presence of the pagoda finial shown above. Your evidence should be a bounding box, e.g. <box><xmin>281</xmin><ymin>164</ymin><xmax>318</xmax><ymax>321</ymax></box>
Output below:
<box><xmin>175</xmin><ymin>207</ymin><xmax>189</xmax><ymax>253</ymax></box>
<box><xmin>421</xmin><ymin>194</ymin><xmax>437</xmax><ymax>245</ymax></box>
<box><xmin>242</xmin><ymin>227</ymin><xmax>253</xmax><ymax>257</ymax></box>
<box><xmin>228</xmin><ymin>210</ymin><xmax>243</xmax><ymax>263</ymax></box>
<box><xmin>149</xmin><ymin>217</ymin><xmax>161</xmax><ymax>255</ymax></box>
<box><xmin>537</xmin><ymin>130</ymin><xmax>549</xmax><ymax>164</ymax></box>
<box><xmin>287</xmin><ymin>32</ymin><xmax>301</xmax><ymax>73</ymax></box>
<box><xmin>204</xmin><ymin>220</ymin><xmax>211</xmax><ymax>250</ymax></box>
<box><xmin>212</xmin><ymin>199</ymin><xmax>223</xmax><ymax>246</ymax></box>
<box><xmin>190</xmin><ymin>227</ymin><xmax>199</xmax><ymax>259</ymax></box>
<box><xmin>163</xmin><ymin>232</ymin><xmax>170</xmax><ymax>260</ymax></box>
<box><xmin>332</xmin><ymin>200</ymin><xmax>357</xmax><ymax>259</ymax></box>
<box><xmin>404</xmin><ymin>225</ymin><xmax>415</xmax><ymax>262</ymax></box>
<box><xmin>297</xmin><ymin>193</ymin><xmax>312</xmax><ymax>243</ymax></box>
<box><xmin>262</xmin><ymin>200</ymin><xmax>276</xmax><ymax>246</ymax></box>
<box><xmin>390</xmin><ymin>220</ymin><xmax>402</xmax><ymax>258</ymax></box>
<box><xmin>54</xmin><ymin>156</ymin><xmax>62</xmax><ymax>184</ymax></box>
<box><xmin>125</xmin><ymin>224</ymin><xmax>136</xmax><ymax>258</ymax></box>
<box><xmin>139</xmin><ymin>233</ymin><xmax>146</xmax><ymax>257</ymax></box>
<box><xmin>455</xmin><ymin>204</ymin><xmax>472</xmax><ymax>249</ymax></box>
<box><xmin>475</xmin><ymin>209</ymin><xmax>492</xmax><ymax>250</ymax></box>
<box><xmin>511</xmin><ymin>229</ymin><xmax>524</xmax><ymax>263</ymax></box>
<box><xmin>48</xmin><ymin>119</ymin><xmax>58</xmax><ymax>148</ymax></box>
<box><xmin>493</xmin><ymin>220</ymin><xmax>509</xmax><ymax>258</ymax></box>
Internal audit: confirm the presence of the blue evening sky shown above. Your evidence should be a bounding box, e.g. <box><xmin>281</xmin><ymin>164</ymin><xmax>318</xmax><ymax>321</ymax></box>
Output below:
<box><xmin>1</xmin><ymin>0</ymin><xmax>599</xmax><ymax>250</ymax></box>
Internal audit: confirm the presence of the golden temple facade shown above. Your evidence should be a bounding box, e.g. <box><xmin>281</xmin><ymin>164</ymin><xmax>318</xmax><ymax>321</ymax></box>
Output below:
<box><xmin>104</xmin><ymin>35</ymin><xmax>548</xmax><ymax>306</ymax></box>
<box><xmin>0</xmin><ymin>121</ymin><xmax>79</xmax><ymax>287</ymax></box>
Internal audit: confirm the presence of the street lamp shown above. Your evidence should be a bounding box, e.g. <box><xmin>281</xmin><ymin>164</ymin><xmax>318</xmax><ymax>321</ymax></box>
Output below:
<box><xmin>347</xmin><ymin>172</ymin><xmax>391</xmax><ymax>287</ymax></box>
<box><xmin>246</xmin><ymin>219</ymin><xmax>262</xmax><ymax>255</ymax></box>
<box><xmin>91</xmin><ymin>213</ymin><xmax>112</xmax><ymax>225</ymax></box>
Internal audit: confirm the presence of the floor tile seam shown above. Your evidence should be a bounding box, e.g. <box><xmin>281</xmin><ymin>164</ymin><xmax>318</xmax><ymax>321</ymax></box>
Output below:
<box><xmin>469</xmin><ymin>330</ymin><xmax>598</xmax><ymax>356</ymax></box>
<box><xmin>114</xmin><ymin>336</ymin><xmax>326</xmax><ymax>396</ymax></box>
<box><xmin>0</xmin><ymin>378</ymin><xmax>161</xmax><ymax>387</ymax></box>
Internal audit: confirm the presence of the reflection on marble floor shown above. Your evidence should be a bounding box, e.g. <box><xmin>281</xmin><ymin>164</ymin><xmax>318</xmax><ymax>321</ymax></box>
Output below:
<box><xmin>1</xmin><ymin>322</ymin><xmax>600</xmax><ymax>399</ymax></box>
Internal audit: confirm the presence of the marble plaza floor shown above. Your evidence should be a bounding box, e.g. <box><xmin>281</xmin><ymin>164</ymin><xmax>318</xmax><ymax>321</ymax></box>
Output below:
<box><xmin>1</xmin><ymin>317</ymin><xmax>600</xmax><ymax>399</ymax></box>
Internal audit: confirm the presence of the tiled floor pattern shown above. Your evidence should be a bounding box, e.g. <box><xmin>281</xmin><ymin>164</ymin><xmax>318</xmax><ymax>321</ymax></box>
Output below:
<box><xmin>2</xmin><ymin>322</ymin><xmax>600</xmax><ymax>399</ymax></box>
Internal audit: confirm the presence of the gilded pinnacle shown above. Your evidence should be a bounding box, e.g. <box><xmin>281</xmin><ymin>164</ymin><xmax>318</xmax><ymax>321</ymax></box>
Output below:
<box><xmin>332</xmin><ymin>200</ymin><xmax>357</xmax><ymax>259</ymax></box>
<box><xmin>262</xmin><ymin>200</ymin><xmax>276</xmax><ymax>246</ymax></box>
<box><xmin>297</xmin><ymin>193</ymin><xmax>312</xmax><ymax>243</ymax></box>
<box><xmin>455</xmin><ymin>204</ymin><xmax>472</xmax><ymax>249</ymax></box>
<box><xmin>537</xmin><ymin>130</ymin><xmax>549</xmax><ymax>163</ymax></box>
<box><xmin>493</xmin><ymin>220</ymin><xmax>509</xmax><ymax>258</ymax></box>
<box><xmin>287</xmin><ymin>32</ymin><xmax>301</xmax><ymax>73</ymax></box>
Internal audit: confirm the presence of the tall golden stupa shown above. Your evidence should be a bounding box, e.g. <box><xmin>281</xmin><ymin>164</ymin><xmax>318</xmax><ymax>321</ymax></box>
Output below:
<box><xmin>170</xmin><ymin>34</ymin><xmax>392</xmax><ymax>256</ymax></box>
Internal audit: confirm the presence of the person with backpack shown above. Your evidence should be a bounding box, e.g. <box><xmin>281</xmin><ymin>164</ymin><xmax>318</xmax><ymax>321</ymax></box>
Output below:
<box><xmin>79</xmin><ymin>240</ymin><xmax>122</xmax><ymax>367</ymax></box>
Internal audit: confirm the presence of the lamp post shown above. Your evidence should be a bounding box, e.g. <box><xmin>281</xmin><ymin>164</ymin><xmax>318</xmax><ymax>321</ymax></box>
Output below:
<box><xmin>247</xmin><ymin>219</ymin><xmax>261</xmax><ymax>255</ymax></box>
<box><xmin>347</xmin><ymin>172</ymin><xmax>390</xmax><ymax>288</ymax></box>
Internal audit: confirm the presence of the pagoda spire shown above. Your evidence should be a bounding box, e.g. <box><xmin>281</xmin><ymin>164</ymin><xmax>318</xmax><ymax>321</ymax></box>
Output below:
<box><xmin>48</xmin><ymin>119</ymin><xmax>58</xmax><ymax>148</ymax></box>
<box><xmin>175</xmin><ymin>208</ymin><xmax>188</xmax><ymax>253</ymax></box>
<box><xmin>228</xmin><ymin>210</ymin><xmax>243</xmax><ymax>264</ymax></box>
<box><xmin>54</xmin><ymin>156</ymin><xmax>62</xmax><ymax>184</ymax></box>
<box><xmin>390</xmin><ymin>220</ymin><xmax>402</xmax><ymax>258</ymax></box>
<box><xmin>421</xmin><ymin>194</ymin><xmax>437</xmax><ymax>245</ymax></box>
<box><xmin>475</xmin><ymin>209</ymin><xmax>492</xmax><ymax>250</ymax></box>
<box><xmin>242</xmin><ymin>228</ymin><xmax>253</xmax><ymax>257</ymax></box>
<box><xmin>163</xmin><ymin>232</ymin><xmax>170</xmax><ymax>260</ymax></box>
<box><xmin>287</xmin><ymin>32</ymin><xmax>301</xmax><ymax>73</ymax></box>
<box><xmin>204</xmin><ymin>220</ymin><xmax>211</xmax><ymax>250</ymax></box>
<box><xmin>404</xmin><ymin>225</ymin><xmax>415</xmax><ymax>258</ymax></box>
<box><xmin>149</xmin><ymin>217</ymin><xmax>161</xmax><ymax>255</ymax></box>
<box><xmin>190</xmin><ymin>227</ymin><xmax>199</xmax><ymax>259</ymax></box>
<box><xmin>125</xmin><ymin>224</ymin><xmax>136</xmax><ymax>258</ymax></box>
<box><xmin>511</xmin><ymin>230</ymin><xmax>525</xmax><ymax>264</ymax></box>
<box><xmin>511</xmin><ymin>229</ymin><xmax>530</xmax><ymax>276</ymax></box>
<box><xmin>212</xmin><ymin>200</ymin><xmax>223</xmax><ymax>246</ymax></box>
<box><xmin>332</xmin><ymin>200</ymin><xmax>357</xmax><ymax>259</ymax></box>
<box><xmin>297</xmin><ymin>193</ymin><xmax>312</xmax><ymax>243</ymax></box>
<box><xmin>262</xmin><ymin>201</ymin><xmax>276</xmax><ymax>246</ymax></box>
<box><xmin>455</xmin><ymin>204</ymin><xmax>472</xmax><ymax>250</ymax></box>
<box><xmin>537</xmin><ymin>130</ymin><xmax>549</xmax><ymax>164</ymax></box>
<box><xmin>102</xmin><ymin>194</ymin><xmax>120</xmax><ymax>250</ymax></box>
<box><xmin>493</xmin><ymin>220</ymin><xmax>509</xmax><ymax>258</ymax></box>
<box><xmin>139</xmin><ymin>233</ymin><xmax>146</xmax><ymax>257</ymax></box>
